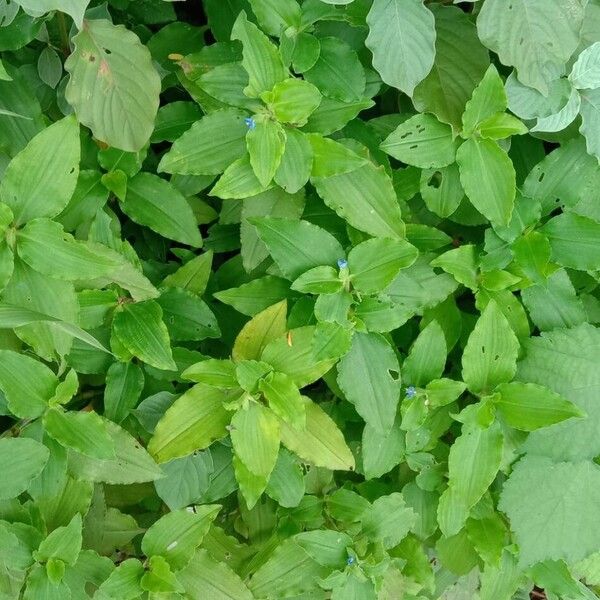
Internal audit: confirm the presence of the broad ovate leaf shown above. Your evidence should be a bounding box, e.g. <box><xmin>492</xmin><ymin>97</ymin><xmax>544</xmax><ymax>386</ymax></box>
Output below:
<box><xmin>0</xmin><ymin>116</ymin><xmax>79</xmax><ymax>225</ymax></box>
<box><xmin>65</xmin><ymin>19</ymin><xmax>161</xmax><ymax>152</ymax></box>
<box><xmin>477</xmin><ymin>0</ymin><xmax>584</xmax><ymax>94</ymax></box>
<box><xmin>365</xmin><ymin>0</ymin><xmax>436</xmax><ymax>96</ymax></box>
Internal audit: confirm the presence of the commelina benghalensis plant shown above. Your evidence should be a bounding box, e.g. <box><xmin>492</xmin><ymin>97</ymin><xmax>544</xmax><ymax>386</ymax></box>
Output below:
<box><xmin>0</xmin><ymin>0</ymin><xmax>599</xmax><ymax>598</ymax></box>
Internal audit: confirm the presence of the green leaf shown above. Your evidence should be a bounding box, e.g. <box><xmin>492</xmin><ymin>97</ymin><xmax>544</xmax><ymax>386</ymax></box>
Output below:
<box><xmin>279</xmin><ymin>396</ymin><xmax>354</xmax><ymax>470</ymax></box>
<box><xmin>210</xmin><ymin>155</ymin><xmax>269</xmax><ymax>200</ymax></box>
<box><xmin>420</xmin><ymin>164</ymin><xmax>464</xmax><ymax>218</ymax></box>
<box><xmin>232</xmin><ymin>300</ymin><xmax>287</xmax><ymax>362</ymax></box>
<box><xmin>13</xmin><ymin>0</ymin><xmax>89</xmax><ymax>27</ymax></box>
<box><xmin>456</xmin><ymin>137</ymin><xmax>516</xmax><ymax>227</ymax></box>
<box><xmin>304</xmin><ymin>37</ymin><xmax>365</xmax><ymax>102</ymax></box>
<box><xmin>312</xmin><ymin>162</ymin><xmax>405</xmax><ymax>239</ymax></box>
<box><xmin>516</xmin><ymin>324</ymin><xmax>600</xmax><ymax>462</ymax></box>
<box><xmin>96</xmin><ymin>559</ymin><xmax>144</xmax><ymax>600</ymax></box>
<box><xmin>44</xmin><ymin>408</ymin><xmax>115</xmax><ymax>459</ymax></box>
<box><xmin>214</xmin><ymin>276</ymin><xmax>291</xmax><ymax>317</ymax></box>
<box><xmin>348</xmin><ymin>237</ymin><xmax>418</xmax><ymax>294</ymax></box>
<box><xmin>381</xmin><ymin>114</ymin><xmax>459</xmax><ymax>169</ymax></box>
<box><xmin>251</xmin><ymin>217</ymin><xmax>344</xmax><ymax>280</ymax></box>
<box><xmin>141</xmin><ymin>555</ymin><xmax>184</xmax><ymax>593</ymax></box>
<box><xmin>495</xmin><ymin>382</ymin><xmax>584</xmax><ymax>432</ymax></box>
<box><xmin>578</xmin><ymin>88</ymin><xmax>600</xmax><ymax>160</ymax></box>
<box><xmin>248</xmin><ymin>0</ymin><xmax>301</xmax><ymax>37</ymax></box>
<box><xmin>0</xmin><ymin>116</ymin><xmax>79</xmax><ymax>225</ymax></box>
<box><xmin>246</xmin><ymin>119</ymin><xmax>286</xmax><ymax>187</ymax></box>
<box><xmin>402</xmin><ymin>320</ymin><xmax>447</xmax><ymax>387</ymax></box>
<box><xmin>231</xmin><ymin>402</ymin><xmax>280</xmax><ymax>483</ymax></box>
<box><xmin>24</xmin><ymin>564</ymin><xmax>70</xmax><ymax>600</ymax></box>
<box><xmin>499</xmin><ymin>456</ymin><xmax>600</xmax><ymax>566</ymax></box>
<box><xmin>183</xmin><ymin>359</ymin><xmax>238</xmax><ymax>388</ymax></box>
<box><xmin>231</xmin><ymin>11</ymin><xmax>287</xmax><ymax>97</ymax></box>
<box><xmin>308</xmin><ymin>134</ymin><xmax>367</xmax><ymax>177</ymax></box>
<box><xmin>438</xmin><ymin>423</ymin><xmax>503</xmax><ymax>536</ymax></box>
<box><xmin>149</xmin><ymin>384</ymin><xmax>231</xmax><ymax>463</ymax></box>
<box><xmin>158</xmin><ymin>109</ymin><xmax>248</xmax><ymax>176</ymax></box>
<box><xmin>141</xmin><ymin>505</ymin><xmax>220</xmax><ymax>570</ymax></box>
<box><xmin>477</xmin><ymin>0</ymin><xmax>584</xmax><ymax>94</ymax></box>
<box><xmin>365</xmin><ymin>0</ymin><xmax>436</xmax><ymax>96</ymax></box>
<box><xmin>291</xmin><ymin>266</ymin><xmax>343</xmax><ymax>295</ymax></box>
<box><xmin>0</xmin><ymin>437</ymin><xmax>49</xmax><ymax>499</ymax></box>
<box><xmin>68</xmin><ymin>419</ymin><xmax>162</xmax><ymax>484</ymax></box>
<box><xmin>295</xmin><ymin>530</ymin><xmax>352</xmax><ymax>567</ymax></box>
<box><xmin>570</xmin><ymin>42</ymin><xmax>600</xmax><ymax>89</ymax></box>
<box><xmin>34</xmin><ymin>514</ymin><xmax>82</xmax><ymax>566</ymax></box>
<box><xmin>113</xmin><ymin>301</ymin><xmax>176</xmax><ymax>371</ymax></box>
<box><xmin>65</xmin><ymin>19</ymin><xmax>161</xmax><ymax>152</ymax></box>
<box><xmin>259</xmin><ymin>371</ymin><xmax>305</xmax><ymax>429</ymax></box>
<box><xmin>274</xmin><ymin>128</ymin><xmax>313</xmax><ymax>193</ymax></box>
<box><xmin>478</xmin><ymin>112</ymin><xmax>528</xmax><ymax>139</ymax></box>
<box><xmin>461</xmin><ymin>65</ymin><xmax>507</xmax><ymax>136</ymax></box>
<box><xmin>361</xmin><ymin>493</ymin><xmax>416</xmax><ymax>549</ymax></box>
<box><xmin>430</xmin><ymin>244</ymin><xmax>478</xmax><ymax>290</ymax></box>
<box><xmin>158</xmin><ymin>288</ymin><xmax>220</xmax><ymax>342</ymax></box>
<box><xmin>262</xmin><ymin>78</ymin><xmax>321</xmax><ymax>126</ymax></box>
<box><xmin>413</xmin><ymin>5</ymin><xmax>490</xmax><ymax>130</ymax></box>
<box><xmin>0</xmin><ymin>349</ymin><xmax>57</xmax><ymax>418</ymax></box>
<box><xmin>337</xmin><ymin>332</ymin><xmax>401</xmax><ymax>434</ymax></box>
<box><xmin>178</xmin><ymin>549</ymin><xmax>253</xmax><ymax>600</ymax></box>
<box><xmin>261</xmin><ymin>325</ymin><xmax>337</xmax><ymax>388</ymax></box>
<box><xmin>104</xmin><ymin>361</ymin><xmax>144</xmax><ymax>423</ymax></box>
<box><xmin>162</xmin><ymin>251</ymin><xmax>213</xmax><ymax>297</ymax></box>
<box><xmin>16</xmin><ymin>218</ymin><xmax>123</xmax><ymax>280</ymax></box>
<box><xmin>265</xmin><ymin>448</ymin><xmax>305</xmax><ymax>507</ymax></box>
<box><xmin>362</xmin><ymin>418</ymin><xmax>405</xmax><ymax>480</ymax></box>
<box><xmin>542</xmin><ymin>212</ymin><xmax>600</xmax><ymax>271</ymax></box>
<box><xmin>462</xmin><ymin>300</ymin><xmax>519</xmax><ymax>395</ymax></box>
<box><xmin>120</xmin><ymin>173</ymin><xmax>202</xmax><ymax>247</ymax></box>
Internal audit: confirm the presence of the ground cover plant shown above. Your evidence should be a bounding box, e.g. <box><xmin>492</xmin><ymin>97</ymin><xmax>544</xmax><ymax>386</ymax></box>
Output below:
<box><xmin>1</xmin><ymin>0</ymin><xmax>600</xmax><ymax>597</ymax></box>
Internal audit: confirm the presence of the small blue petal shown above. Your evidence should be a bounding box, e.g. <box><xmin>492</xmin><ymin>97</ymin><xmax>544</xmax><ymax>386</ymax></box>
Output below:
<box><xmin>337</xmin><ymin>258</ymin><xmax>348</xmax><ymax>269</ymax></box>
<box><xmin>347</xmin><ymin>557</ymin><xmax>355</xmax><ymax>565</ymax></box>
<box><xmin>244</xmin><ymin>117</ymin><xmax>256</xmax><ymax>130</ymax></box>
<box><xmin>405</xmin><ymin>386</ymin><xmax>417</xmax><ymax>399</ymax></box>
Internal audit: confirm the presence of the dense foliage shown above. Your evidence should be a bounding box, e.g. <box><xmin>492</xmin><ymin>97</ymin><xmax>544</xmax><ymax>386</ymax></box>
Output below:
<box><xmin>1</xmin><ymin>0</ymin><xmax>600</xmax><ymax>597</ymax></box>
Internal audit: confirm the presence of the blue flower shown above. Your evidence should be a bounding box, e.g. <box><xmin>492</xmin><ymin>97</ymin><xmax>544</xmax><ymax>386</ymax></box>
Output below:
<box><xmin>405</xmin><ymin>385</ymin><xmax>417</xmax><ymax>399</ymax></box>
<box><xmin>244</xmin><ymin>117</ymin><xmax>256</xmax><ymax>130</ymax></box>
<box><xmin>346</xmin><ymin>556</ymin><xmax>355</xmax><ymax>566</ymax></box>
<box><xmin>337</xmin><ymin>258</ymin><xmax>348</xmax><ymax>269</ymax></box>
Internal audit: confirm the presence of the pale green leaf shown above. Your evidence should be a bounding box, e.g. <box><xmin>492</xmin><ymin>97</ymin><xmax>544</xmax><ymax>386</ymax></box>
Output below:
<box><xmin>461</xmin><ymin>300</ymin><xmax>519</xmax><ymax>395</ymax></box>
<box><xmin>461</xmin><ymin>65</ymin><xmax>507</xmax><ymax>136</ymax></box>
<box><xmin>158</xmin><ymin>109</ymin><xmax>248</xmax><ymax>176</ymax></box>
<box><xmin>578</xmin><ymin>87</ymin><xmax>600</xmax><ymax>160</ymax></box>
<box><xmin>362</xmin><ymin>493</ymin><xmax>416</xmax><ymax>549</ymax></box>
<box><xmin>0</xmin><ymin>349</ymin><xmax>57</xmax><ymax>418</ymax></box>
<box><xmin>499</xmin><ymin>456</ymin><xmax>600</xmax><ymax>566</ymax></box>
<box><xmin>231</xmin><ymin>11</ymin><xmax>287</xmax><ymax>97</ymax></box>
<box><xmin>43</xmin><ymin>408</ymin><xmax>115</xmax><ymax>459</ymax></box>
<box><xmin>477</xmin><ymin>0</ymin><xmax>584</xmax><ymax>94</ymax></box>
<box><xmin>34</xmin><ymin>514</ymin><xmax>82</xmax><ymax>566</ymax></box>
<box><xmin>312</xmin><ymin>162</ymin><xmax>405</xmax><ymax>239</ymax></box>
<box><xmin>279</xmin><ymin>396</ymin><xmax>355</xmax><ymax>470</ymax></box>
<box><xmin>0</xmin><ymin>437</ymin><xmax>49</xmax><ymax>499</ymax></box>
<box><xmin>246</xmin><ymin>119</ymin><xmax>286</xmax><ymax>187</ymax></box>
<box><xmin>348</xmin><ymin>237</ymin><xmax>418</xmax><ymax>294</ymax></box>
<box><xmin>274</xmin><ymin>128</ymin><xmax>313</xmax><ymax>193</ymax></box>
<box><xmin>149</xmin><ymin>384</ymin><xmax>231</xmax><ymax>463</ymax></box>
<box><xmin>262</xmin><ymin>78</ymin><xmax>321</xmax><ymax>126</ymax></box>
<box><xmin>210</xmin><ymin>155</ymin><xmax>270</xmax><ymax>200</ymax></box>
<box><xmin>14</xmin><ymin>0</ymin><xmax>89</xmax><ymax>27</ymax></box>
<box><xmin>259</xmin><ymin>371</ymin><xmax>305</xmax><ymax>429</ymax></box>
<box><xmin>495</xmin><ymin>382</ymin><xmax>584</xmax><ymax>432</ymax></box>
<box><xmin>65</xmin><ymin>19</ymin><xmax>161</xmax><ymax>152</ymax></box>
<box><xmin>337</xmin><ymin>332</ymin><xmax>401</xmax><ymax>434</ymax></box>
<box><xmin>308</xmin><ymin>134</ymin><xmax>367</xmax><ymax>177</ymax></box>
<box><xmin>570</xmin><ymin>41</ymin><xmax>600</xmax><ymax>89</ymax></box>
<box><xmin>381</xmin><ymin>114</ymin><xmax>458</xmax><ymax>169</ymax></box>
<box><xmin>456</xmin><ymin>137</ymin><xmax>516</xmax><ymax>227</ymax></box>
<box><xmin>251</xmin><ymin>217</ymin><xmax>344</xmax><ymax>280</ymax></box>
<box><xmin>232</xmin><ymin>300</ymin><xmax>287</xmax><ymax>362</ymax></box>
<box><xmin>112</xmin><ymin>301</ymin><xmax>176</xmax><ymax>371</ymax></box>
<box><xmin>365</xmin><ymin>0</ymin><xmax>436</xmax><ymax>96</ymax></box>
<box><xmin>0</xmin><ymin>116</ymin><xmax>79</xmax><ymax>225</ymax></box>
<box><xmin>231</xmin><ymin>402</ymin><xmax>280</xmax><ymax>480</ymax></box>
